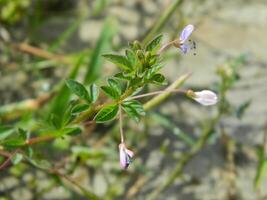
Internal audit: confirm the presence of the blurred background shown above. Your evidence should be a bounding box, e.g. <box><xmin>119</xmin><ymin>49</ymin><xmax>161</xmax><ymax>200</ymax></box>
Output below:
<box><xmin>0</xmin><ymin>0</ymin><xmax>267</xmax><ymax>199</ymax></box>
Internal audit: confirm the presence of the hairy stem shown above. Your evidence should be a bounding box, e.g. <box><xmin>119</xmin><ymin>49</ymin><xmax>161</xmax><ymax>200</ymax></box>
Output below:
<box><xmin>130</xmin><ymin>88</ymin><xmax>186</xmax><ymax>100</ymax></box>
<box><xmin>144</xmin><ymin>72</ymin><xmax>191</xmax><ymax>111</ymax></box>
<box><xmin>119</xmin><ymin>105</ymin><xmax>124</xmax><ymax>143</ymax></box>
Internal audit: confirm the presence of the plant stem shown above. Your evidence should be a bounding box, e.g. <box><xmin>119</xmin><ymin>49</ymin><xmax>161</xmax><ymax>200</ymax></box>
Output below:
<box><xmin>129</xmin><ymin>89</ymin><xmax>186</xmax><ymax>100</ymax></box>
<box><xmin>147</xmin><ymin>115</ymin><xmax>220</xmax><ymax>200</ymax></box>
<box><xmin>144</xmin><ymin>72</ymin><xmax>191</xmax><ymax>111</ymax></box>
<box><xmin>157</xmin><ymin>40</ymin><xmax>177</xmax><ymax>55</ymax></box>
<box><xmin>0</xmin><ymin>149</ymin><xmax>19</xmax><ymax>170</ymax></box>
<box><xmin>13</xmin><ymin>43</ymin><xmax>71</xmax><ymax>64</ymax></box>
<box><xmin>72</xmin><ymin>87</ymin><xmax>136</xmax><ymax>124</ymax></box>
<box><xmin>25</xmin><ymin>135</ymin><xmax>56</xmax><ymax>145</ymax></box>
<box><xmin>119</xmin><ymin>105</ymin><xmax>124</xmax><ymax>143</ymax></box>
<box><xmin>142</xmin><ymin>0</ymin><xmax>183</xmax><ymax>44</ymax></box>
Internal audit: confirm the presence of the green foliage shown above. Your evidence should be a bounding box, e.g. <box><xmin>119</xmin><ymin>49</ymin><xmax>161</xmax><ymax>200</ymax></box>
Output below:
<box><xmin>65</xmin><ymin>79</ymin><xmax>91</xmax><ymax>103</ymax></box>
<box><xmin>89</xmin><ymin>84</ymin><xmax>99</xmax><ymax>103</ymax></box>
<box><xmin>0</xmin><ymin>126</ymin><xmax>15</xmax><ymax>140</ymax></box>
<box><xmin>11</xmin><ymin>153</ymin><xmax>23</xmax><ymax>165</ymax></box>
<box><xmin>50</xmin><ymin>53</ymin><xmax>84</xmax><ymax>118</ymax></box>
<box><xmin>107</xmin><ymin>78</ymin><xmax>122</xmax><ymax>95</ymax></box>
<box><xmin>103</xmin><ymin>54</ymin><xmax>133</xmax><ymax>71</ymax></box>
<box><xmin>0</xmin><ymin>138</ymin><xmax>25</xmax><ymax>147</ymax></box>
<box><xmin>18</xmin><ymin>128</ymin><xmax>30</xmax><ymax>141</ymax></box>
<box><xmin>101</xmin><ymin>85</ymin><xmax>120</xmax><ymax>100</ymax></box>
<box><xmin>58</xmin><ymin>127</ymin><xmax>82</xmax><ymax>137</ymax></box>
<box><xmin>71</xmin><ymin>103</ymin><xmax>91</xmax><ymax>114</ymax></box>
<box><xmin>150</xmin><ymin>73</ymin><xmax>167</xmax><ymax>85</ymax></box>
<box><xmin>114</xmin><ymin>72</ymin><xmax>132</xmax><ymax>81</ymax></box>
<box><xmin>122</xmin><ymin>100</ymin><xmax>145</xmax><ymax>122</ymax></box>
<box><xmin>95</xmin><ymin>104</ymin><xmax>119</xmax><ymax>123</ymax></box>
<box><xmin>145</xmin><ymin>34</ymin><xmax>163</xmax><ymax>52</ymax></box>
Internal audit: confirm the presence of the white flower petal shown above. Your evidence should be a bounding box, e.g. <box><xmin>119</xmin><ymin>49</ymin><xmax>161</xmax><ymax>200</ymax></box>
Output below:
<box><xmin>193</xmin><ymin>90</ymin><xmax>218</xmax><ymax>106</ymax></box>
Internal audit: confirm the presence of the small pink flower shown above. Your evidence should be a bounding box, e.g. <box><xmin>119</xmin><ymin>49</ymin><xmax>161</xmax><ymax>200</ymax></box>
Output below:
<box><xmin>192</xmin><ymin>90</ymin><xmax>218</xmax><ymax>106</ymax></box>
<box><xmin>119</xmin><ymin>142</ymin><xmax>134</xmax><ymax>170</ymax></box>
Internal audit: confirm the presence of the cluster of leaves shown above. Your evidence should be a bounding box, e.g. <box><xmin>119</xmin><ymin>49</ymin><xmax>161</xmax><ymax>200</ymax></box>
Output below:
<box><xmin>65</xmin><ymin>35</ymin><xmax>166</xmax><ymax>123</ymax></box>
<box><xmin>0</xmin><ymin>34</ymin><xmax>179</xmax><ymax>189</ymax></box>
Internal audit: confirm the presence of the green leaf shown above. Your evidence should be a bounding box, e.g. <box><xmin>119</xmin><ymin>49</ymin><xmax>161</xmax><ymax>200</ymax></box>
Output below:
<box><xmin>108</xmin><ymin>78</ymin><xmax>121</xmax><ymax>95</ymax></box>
<box><xmin>48</xmin><ymin>113</ymin><xmax>61</xmax><ymax>129</ymax></box>
<box><xmin>72</xmin><ymin>103</ymin><xmax>90</xmax><ymax>114</ymax></box>
<box><xmin>122</xmin><ymin>100</ymin><xmax>145</xmax><ymax>122</ymax></box>
<box><xmin>18</xmin><ymin>128</ymin><xmax>30</xmax><ymax>141</ymax></box>
<box><xmin>101</xmin><ymin>86</ymin><xmax>120</xmax><ymax>100</ymax></box>
<box><xmin>125</xmin><ymin>49</ymin><xmax>137</xmax><ymax>67</ymax></box>
<box><xmin>65</xmin><ymin>79</ymin><xmax>91</xmax><ymax>103</ymax></box>
<box><xmin>61</xmin><ymin>101</ymin><xmax>77</xmax><ymax>127</ymax></box>
<box><xmin>63</xmin><ymin>127</ymin><xmax>82</xmax><ymax>136</ymax></box>
<box><xmin>145</xmin><ymin>34</ymin><xmax>163</xmax><ymax>52</ymax></box>
<box><xmin>25</xmin><ymin>147</ymin><xmax>33</xmax><ymax>158</ymax></box>
<box><xmin>89</xmin><ymin>84</ymin><xmax>99</xmax><ymax>103</ymax></box>
<box><xmin>103</xmin><ymin>54</ymin><xmax>132</xmax><ymax>71</ymax></box>
<box><xmin>146</xmin><ymin>63</ymin><xmax>163</xmax><ymax>79</ymax></box>
<box><xmin>150</xmin><ymin>73</ymin><xmax>167</xmax><ymax>85</ymax></box>
<box><xmin>95</xmin><ymin>104</ymin><xmax>119</xmax><ymax>123</ymax></box>
<box><xmin>54</xmin><ymin>127</ymin><xmax>82</xmax><ymax>137</ymax></box>
<box><xmin>114</xmin><ymin>72</ymin><xmax>131</xmax><ymax>81</ymax></box>
<box><xmin>0</xmin><ymin>127</ymin><xmax>15</xmax><ymax>140</ymax></box>
<box><xmin>129</xmin><ymin>40</ymin><xmax>142</xmax><ymax>51</ymax></box>
<box><xmin>1</xmin><ymin>138</ymin><xmax>25</xmax><ymax>147</ymax></box>
<box><xmin>11</xmin><ymin>153</ymin><xmax>23</xmax><ymax>165</ymax></box>
<box><xmin>49</xmin><ymin>53</ymin><xmax>84</xmax><ymax>119</ymax></box>
<box><xmin>129</xmin><ymin>77</ymin><xmax>143</xmax><ymax>88</ymax></box>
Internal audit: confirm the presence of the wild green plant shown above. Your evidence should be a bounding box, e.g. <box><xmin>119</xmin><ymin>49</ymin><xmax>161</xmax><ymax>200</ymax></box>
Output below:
<box><xmin>0</xmin><ymin>24</ymin><xmax>219</xmax><ymax>199</ymax></box>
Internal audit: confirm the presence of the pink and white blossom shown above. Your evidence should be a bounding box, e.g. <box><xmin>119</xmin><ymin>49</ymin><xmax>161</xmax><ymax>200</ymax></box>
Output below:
<box><xmin>192</xmin><ymin>90</ymin><xmax>218</xmax><ymax>106</ymax></box>
<box><xmin>119</xmin><ymin>142</ymin><xmax>134</xmax><ymax>169</ymax></box>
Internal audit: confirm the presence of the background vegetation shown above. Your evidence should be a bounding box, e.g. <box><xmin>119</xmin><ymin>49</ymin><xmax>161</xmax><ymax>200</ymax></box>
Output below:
<box><xmin>0</xmin><ymin>0</ymin><xmax>267</xmax><ymax>199</ymax></box>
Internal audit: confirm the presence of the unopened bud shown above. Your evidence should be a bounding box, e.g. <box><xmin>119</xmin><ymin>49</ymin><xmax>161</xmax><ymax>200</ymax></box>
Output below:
<box><xmin>187</xmin><ymin>90</ymin><xmax>218</xmax><ymax>106</ymax></box>
<box><xmin>119</xmin><ymin>142</ymin><xmax>134</xmax><ymax>170</ymax></box>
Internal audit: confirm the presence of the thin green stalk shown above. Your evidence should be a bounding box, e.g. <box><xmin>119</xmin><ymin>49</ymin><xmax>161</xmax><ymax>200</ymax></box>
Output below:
<box><xmin>144</xmin><ymin>72</ymin><xmax>191</xmax><ymax>111</ymax></box>
<box><xmin>142</xmin><ymin>0</ymin><xmax>183</xmax><ymax>45</ymax></box>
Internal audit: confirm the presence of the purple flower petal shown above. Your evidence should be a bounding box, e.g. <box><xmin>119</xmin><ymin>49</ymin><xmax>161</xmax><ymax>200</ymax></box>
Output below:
<box><xmin>125</xmin><ymin>149</ymin><xmax>134</xmax><ymax>158</ymax></box>
<box><xmin>119</xmin><ymin>143</ymin><xmax>134</xmax><ymax>170</ymax></box>
<box><xmin>179</xmin><ymin>24</ymin><xmax>194</xmax><ymax>43</ymax></box>
<box><xmin>119</xmin><ymin>144</ymin><xmax>128</xmax><ymax>169</ymax></box>
<box><xmin>179</xmin><ymin>44</ymin><xmax>190</xmax><ymax>54</ymax></box>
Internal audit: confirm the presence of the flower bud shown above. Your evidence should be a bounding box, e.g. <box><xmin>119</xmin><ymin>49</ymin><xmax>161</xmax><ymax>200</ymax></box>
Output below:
<box><xmin>133</xmin><ymin>40</ymin><xmax>142</xmax><ymax>50</ymax></box>
<box><xmin>187</xmin><ymin>90</ymin><xmax>218</xmax><ymax>106</ymax></box>
<box><xmin>145</xmin><ymin>51</ymin><xmax>151</xmax><ymax>61</ymax></box>
<box><xmin>119</xmin><ymin>143</ymin><xmax>134</xmax><ymax>170</ymax></box>
<box><xmin>136</xmin><ymin>50</ymin><xmax>144</xmax><ymax>61</ymax></box>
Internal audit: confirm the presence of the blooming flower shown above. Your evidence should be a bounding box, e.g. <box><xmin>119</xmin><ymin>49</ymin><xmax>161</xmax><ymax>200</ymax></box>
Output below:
<box><xmin>187</xmin><ymin>90</ymin><xmax>218</xmax><ymax>106</ymax></box>
<box><xmin>119</xmin><ymin>142</ymin><xmax>134</xmax><ymax>169</ymax></box>
<box><xmin>174</xmin><ymin>24</ymin><xmax>195</xmax><ymax>54</ymax></box>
